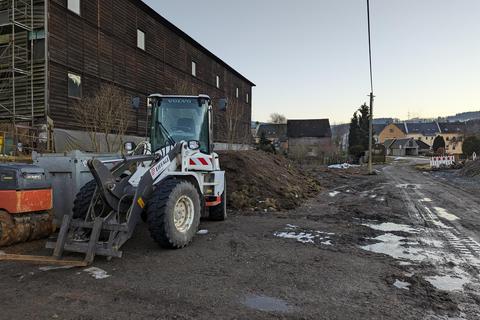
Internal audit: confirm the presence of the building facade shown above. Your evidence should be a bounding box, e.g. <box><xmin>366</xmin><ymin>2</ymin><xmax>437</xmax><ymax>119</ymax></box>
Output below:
<box><xmin>0</xmin><ymin>0</ymin><xmax>254</xmax><ymax>152</ymax></box>
<box><xmin>377</xmin><ymin>123</ymin><xmax>406</xmax><ymax>143</ymax></box>
<box><xmin>287</xmin><ymin>119</ymin><xmax>333</xmax><ymax>159</ymax></box>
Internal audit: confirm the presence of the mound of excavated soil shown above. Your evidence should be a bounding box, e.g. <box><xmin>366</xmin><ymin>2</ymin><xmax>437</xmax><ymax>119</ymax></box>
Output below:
<box><xmin>458</xmin><ymin>160</ymin><xmax>480</xmax><ymax>177</ymax></box>
<box><xmin>219</xmin><ymin>151</ymin><xmax>322</xmax><ymax>211</ymax></box>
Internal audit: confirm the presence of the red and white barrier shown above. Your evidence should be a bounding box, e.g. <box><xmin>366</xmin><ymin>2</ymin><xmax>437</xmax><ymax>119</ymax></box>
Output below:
<box><xmin>430</xmin><ymin>156</ymin><xmax>455</xmax><ymax>168</ymax></box>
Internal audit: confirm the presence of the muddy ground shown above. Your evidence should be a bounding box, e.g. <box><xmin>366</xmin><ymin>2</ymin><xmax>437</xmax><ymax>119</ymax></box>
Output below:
<box><xmin>1</xmin><ymin>158</ymin><xmax>480</xmax><ymax>319</ymax></box>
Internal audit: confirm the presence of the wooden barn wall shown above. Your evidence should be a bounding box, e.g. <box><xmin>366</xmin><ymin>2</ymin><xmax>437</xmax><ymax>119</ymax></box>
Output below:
<box><xmin>47</xmin><ymin>0</ymin><xmax>253</xmax><ymax>142</ymax></box>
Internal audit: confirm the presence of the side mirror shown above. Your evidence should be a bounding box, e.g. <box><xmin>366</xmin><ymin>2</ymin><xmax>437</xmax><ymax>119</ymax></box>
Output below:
<box><xmin>124</xmin><ymin>141</ymin><xmax>137</xmax><ymax>152</ymax></box>
<box><xmin>218</xmin><ymin>98</ymin><xmax>228</xmax><ymax>111</ymax></box>
<box><xmin>188</xmin><ymin>140</ymin><xmax>201</xmax><ymax>150</ymax></box>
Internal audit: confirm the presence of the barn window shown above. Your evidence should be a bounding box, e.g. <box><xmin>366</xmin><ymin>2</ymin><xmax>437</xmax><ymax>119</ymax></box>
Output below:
<box><xmin>191</xmin><ymin>61</ymin><xmax>197</xmax><ymax>77</ymax></box>
<box><xmin>236</xmin><ymin>87</ymin><xmax>239</xmax><ymax>98</ymax></box>
<box><xmin>137</xmin><ymin>29</ymin><xmax>145</xmax><ymax>50</ymax></box>
<box><xmin>68</xmin><ymin>72</ymin><xmax>82</xmax><ymax>98</ymax></box>
<box><xmin>67</xmin><ymin>0</ymin><xmax>81</xmax><ymax>15</ymax></box>
<box><xmin>216</xmin><ymin>75</ymin><xmax>220</xmax><ymax>88</ymax></box>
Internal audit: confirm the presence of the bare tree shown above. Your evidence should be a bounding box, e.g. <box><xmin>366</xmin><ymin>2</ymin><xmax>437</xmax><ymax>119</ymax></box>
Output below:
<box><xmin>74</xmin><ymin>84</ymin><xmax>131</xmax><ymax>152</ymax></box>
<box><xmin>269</xmin><ymin>113</ymin><xmax>287</xmax><ymax>124</ymax></box>
<box><xmin>225</xmin><ymin>98</ymin><xmax>251</xmax><ymax>149</ymax></box>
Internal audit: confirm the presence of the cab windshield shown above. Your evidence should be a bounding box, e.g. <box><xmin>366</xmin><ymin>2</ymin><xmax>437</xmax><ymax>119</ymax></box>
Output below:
<box><xmin>152</xmin><ymin>97</ymin><xmax>209</xmax><ymax>153</ymax></box>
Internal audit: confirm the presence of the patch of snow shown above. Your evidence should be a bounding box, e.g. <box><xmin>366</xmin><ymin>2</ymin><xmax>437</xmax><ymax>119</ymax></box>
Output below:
<box><xmin>369</xmin><ymin>194</ymin><xmax>377</xmax><ymax>199</ymax></box>
<box><xmin>393</xmin><ymin>279</ymin><xmax>411</xmax><ymax>290</ymax></box>
<box><xmin>363</xmin><ymin>222</ymin><xmax>418</xmax><ymax>233</ymax></box>
<box><xmin>275</xmin><ymin>225</ymin><xmax>333</xmax><ymax>245</ymax></box>
<box><xmin>376</xmin><ymin>196</ymin><xmax>386</xmax><ymax>202</ymax></box>
<box><xmin>421</xmin><ymin>198</ymin><xmax>432</xmax><ymax>202</ymax></box>
<box><xmin>39</xmin><ymin>266</ymin><xmax>75</xmax><ymax>271</ymax></box>
<box><xmin>274</xmin><ymin>231</ymin><xmax>315</xmax><ymax>244</ymax></box>
<box><xmin>361</xmin><ymin>233</ymin><xmax>426</xmax><ymax>262</ymax></box>
<box><xmin>84</xmin><ymin>267</ymin><xmax>110</xmax><ymax>280</ymax></box>
<box><xmin>328</xmin><ymin>163</ymin><xmax>360</xmax><ymax>169</ymax></box>
<box><xmin>196</xmin><ymin>229</ymin><xmax>209</xmax><ymax>235</ymax></box>
<box><xmin>396</xmin><ymin>184</ymin><xmax>421</xmax><ymax>189</ymax></box>
<box><xmin>425</xmin><ymin>271</ymin><xmax>470</xmax><ymax>292</ymax></box>
<box><xmin>434</xmin><ymin>207</ymin><xmax>459</xmax><ymax>221</ymax></box>
<box><xmin>329</xmin><ymin>191</ymin><xmax>340</xmax><ymax>197</ymax></box>
<box><xmin>321</xmin><ymin>240</ymin><xmax>333</xmax><ymax>246</ymax></box>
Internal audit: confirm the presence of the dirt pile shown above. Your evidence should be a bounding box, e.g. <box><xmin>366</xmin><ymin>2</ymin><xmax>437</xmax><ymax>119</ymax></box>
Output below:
<box><xmin>458</xmin><ymin>160</ymin><xmax>480</xmax><ymax>177</ymax></box>
<box><xmin>219</xmin><ymin>150</ymin><xmax>322</xmax><ymax>211</ymax></box>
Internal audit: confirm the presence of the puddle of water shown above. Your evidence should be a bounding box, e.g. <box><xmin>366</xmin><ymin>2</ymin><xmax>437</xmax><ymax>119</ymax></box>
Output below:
<box><xmin>393</xmin><ymin>279</ymin><xmax>411</xmax><ymax>290</ymax></box>
<box><xmin>434</xmin><ymin>207</ymin><xmax>459</xmax><ymax>221</ymax></box>
<box><xmin>329</xmin><ymin>191</ymin><xmax>340</xmax><ymax>197</ymax></box>
<box><xmin>243</xmin><ymin>295</ymin><xmax>291</xmax><ymax>313</ymax></box>
<box><xmin>363</xmin><ymin>222</ymin><xmax>418</xmax><ymax>233</ymax></box>
<box><xmin>84</xmin><ymin>267</ymin><xmax>110</xmax><ymax>280</ymax></box>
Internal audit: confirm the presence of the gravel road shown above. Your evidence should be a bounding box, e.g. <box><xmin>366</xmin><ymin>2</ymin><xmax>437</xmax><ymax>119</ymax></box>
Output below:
<box><xmin>0</xmin><ymin>159</ymin><xmax>479</xmax><ymax>320</ymax></box>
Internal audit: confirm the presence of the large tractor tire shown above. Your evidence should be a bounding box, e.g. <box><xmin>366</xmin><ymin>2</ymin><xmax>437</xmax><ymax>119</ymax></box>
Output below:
<box><xmin>146</xmin><ymin>179</ymin><xmax>201</xmax><ymax>249</ymax></box>
<box><xmin>72</xmin><ymin>180</ymin><xmax>97</xmax><ymax>220</ymax></box>
<box><xmin>208</xmin><ymin>183</ymin><xmax>227</xmax><ymax>221</ymax></box>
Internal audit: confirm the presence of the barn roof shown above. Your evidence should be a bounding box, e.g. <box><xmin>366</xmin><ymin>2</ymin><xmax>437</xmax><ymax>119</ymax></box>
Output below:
<box><xmin>256</xmin><ymin>123</ymin><xmax>287</xmax><ymax>139</ymax></box>
<box><xmin>287</xmin><ymin>119</ymin><xmax>332</xmax><ymax>138</ymax></box>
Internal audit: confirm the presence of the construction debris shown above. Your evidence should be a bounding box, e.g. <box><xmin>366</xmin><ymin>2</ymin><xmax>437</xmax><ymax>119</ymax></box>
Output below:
<box><xmin>218</xmin><ymin>151</ymin><xmax>322</xmax><ymax>211</ymax></box>
<box><xmin>458</xmin><ymin>160</ymin><xmax>480</xmax><ymax>177</ymax></box>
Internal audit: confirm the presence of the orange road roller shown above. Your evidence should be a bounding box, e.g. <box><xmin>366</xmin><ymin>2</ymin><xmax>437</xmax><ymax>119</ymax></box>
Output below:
<box><xmin>0</xmin><ymin>164</ymin><xmax>55</xmax><ymax>247</ymax></box>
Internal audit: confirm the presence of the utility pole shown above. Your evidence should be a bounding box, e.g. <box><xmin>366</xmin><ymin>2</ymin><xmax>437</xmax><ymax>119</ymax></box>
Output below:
<box><xmin>366</xmin><ymin>0</ymin><xmax>375</xmax><ymax>174</ymax></box>
<box><xmin>368</xmin><ymin>92</ymin><xmax>374</xmax><ymax>174</ymax></box>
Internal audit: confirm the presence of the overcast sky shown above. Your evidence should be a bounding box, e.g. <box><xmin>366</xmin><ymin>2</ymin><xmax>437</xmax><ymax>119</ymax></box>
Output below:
<box><xmin>143</xmin><ymin>0</ymin><xmax>480</xmax><ymax>124</ymax></box>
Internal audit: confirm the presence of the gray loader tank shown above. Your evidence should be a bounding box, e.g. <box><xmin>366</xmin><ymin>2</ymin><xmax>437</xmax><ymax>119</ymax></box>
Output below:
<box><xmin>32</xmin><ymin>151</ymin><xmax>120</xmax><ymax>222</ymax></box>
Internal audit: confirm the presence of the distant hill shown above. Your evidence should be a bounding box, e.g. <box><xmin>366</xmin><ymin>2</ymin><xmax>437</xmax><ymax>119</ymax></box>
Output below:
<box><xmin>443</xmin><ymin>111</ymin><xmax>480</xmax><ymax>122</ymax></box>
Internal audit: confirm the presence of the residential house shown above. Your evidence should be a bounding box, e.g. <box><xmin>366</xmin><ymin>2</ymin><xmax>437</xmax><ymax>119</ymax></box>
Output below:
<box><xmin>404</xmin><ymin>123</ymin><xmax>440</xmax><ymax>146</ymax></box>
<box><xmin>438</xmin><ymin>122</ymin><xmax>465</xmax><ymax>155</ymax></box>
<box><xmin>287</xmin><ymin>119</ymin><xmax>333</xmax><ymax>159</ymax></box>
<box><xmin>378</xmin><ymin>123</ymin><xmax>406</xmax><ymax>143</ymax></box>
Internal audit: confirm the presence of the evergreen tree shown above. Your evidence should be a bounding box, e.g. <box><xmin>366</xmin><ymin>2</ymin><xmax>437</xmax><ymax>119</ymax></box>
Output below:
<box><xmin>348</xmin><ymin>103</ymin><xmax>372</xmax><ymax>160</ymax></box>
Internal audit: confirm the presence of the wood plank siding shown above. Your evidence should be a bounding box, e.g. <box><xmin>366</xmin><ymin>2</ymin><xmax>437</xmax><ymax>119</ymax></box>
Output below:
<box><xmin>47</xmin><ymin>0</ymin><xmax>254</xmax><ymax>142</ymax></box>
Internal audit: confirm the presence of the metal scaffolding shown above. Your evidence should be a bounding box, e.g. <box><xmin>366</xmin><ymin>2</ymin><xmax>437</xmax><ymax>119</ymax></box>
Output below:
<box><xmin>0</xmin><ymin>0</ymin><xmax>34</xmax><ymax>126</ymax></box>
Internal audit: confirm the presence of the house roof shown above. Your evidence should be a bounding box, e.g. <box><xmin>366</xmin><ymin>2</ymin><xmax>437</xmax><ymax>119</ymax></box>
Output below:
<box><xmin>383</xmin><ymin>139</ymin><xmax>396</xmax><ymax>149</ymax></box>
<box><xmin>135</xmin><ymin>0</ymin><xmax>255</xmax><ymax>87</ymax></box>
<box><xmin>390</xmin><ymin>138</ymin><xmax>418</xmax><ymax>149</ymax></box>
<box><xmin>287</xmin><ymin>119</ymin><xmax>332</xmax><ymax>138</ymax></box>
<box><xmin>438</xmin><ymin>122</ymin><xmax>465</xmax><ymax>133</ymax></box>
<box><xmin>256</xmin><ymin>123</ymin><xmax>287</xmax><ymax>139</ymax></box>
<box><xmin>373</xmin><ymin>124</ymin><xmax>387</xmax><ymax>135</ymax></box>
<box><xmin>416</xmin><ymin>139</ymin><xmax>431</xmax><ymax>150</ymax></box>
<box><xmin>405</xmin><ymin>122</ymin><xmax>440</xmax><ymax>136</ymax></box>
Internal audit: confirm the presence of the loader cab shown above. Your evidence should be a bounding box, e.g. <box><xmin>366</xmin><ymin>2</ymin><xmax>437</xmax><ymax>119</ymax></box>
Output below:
<box><xmin>148</xmin><ymin>95</ymin><xmax>212</xmax><ymax>154</ymax></box>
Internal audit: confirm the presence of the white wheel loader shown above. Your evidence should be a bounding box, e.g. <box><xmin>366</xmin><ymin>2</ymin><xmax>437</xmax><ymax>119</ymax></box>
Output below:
<box><xmin>0</xmin><ymin>94</ymin><xmax>227</xmax><ymax>266</ymax></box>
